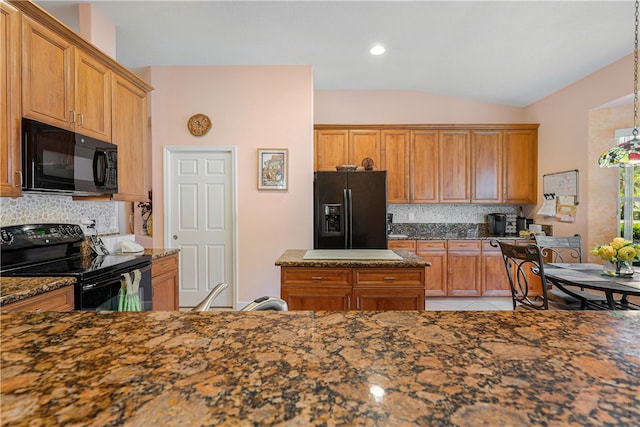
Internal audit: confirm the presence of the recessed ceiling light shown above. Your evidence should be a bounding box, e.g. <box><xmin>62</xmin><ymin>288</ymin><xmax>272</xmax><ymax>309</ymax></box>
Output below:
<box><xmin>370</xmin><ymin>45</ymin><xmax>385</xmax><ymax>55</ymax></box>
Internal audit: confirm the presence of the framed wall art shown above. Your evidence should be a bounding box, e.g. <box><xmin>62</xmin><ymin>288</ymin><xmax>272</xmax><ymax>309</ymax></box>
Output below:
<box><xmin>258</xmin><ymin>148</ymin><xmax>288</xmax><ymax>190</ymax></box>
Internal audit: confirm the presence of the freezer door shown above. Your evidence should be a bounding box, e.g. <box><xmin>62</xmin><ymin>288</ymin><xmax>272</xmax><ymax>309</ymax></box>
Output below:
<box><xmin>314</xmin><ymin>172</ymin><xmax>348</xmax><ymax>249</ymax></box>
<box><xmin>347</xmin><ymin>171</ymin><xmax>388</xmax><ymax>249</ymax></box>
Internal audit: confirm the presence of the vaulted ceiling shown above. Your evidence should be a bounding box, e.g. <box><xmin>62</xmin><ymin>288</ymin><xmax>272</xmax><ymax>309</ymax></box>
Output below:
<box><xmin>37</xmin><ymin>1</ymin><xmax>632</xmax><ymax>107</ymax></box>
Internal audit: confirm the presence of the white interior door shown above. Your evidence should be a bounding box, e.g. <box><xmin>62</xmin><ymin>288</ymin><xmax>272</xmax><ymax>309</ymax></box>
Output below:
<box><xmin>164</xmin><ymin>147</ymin><xmax>236</xmax><ymax>308</ymax></box>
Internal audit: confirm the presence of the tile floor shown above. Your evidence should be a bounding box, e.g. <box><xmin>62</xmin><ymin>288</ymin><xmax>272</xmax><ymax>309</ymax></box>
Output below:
<box><xmin>426</xmin><ymin>297</ymin><xmax>514</xmax><ymax>311</ymax></box>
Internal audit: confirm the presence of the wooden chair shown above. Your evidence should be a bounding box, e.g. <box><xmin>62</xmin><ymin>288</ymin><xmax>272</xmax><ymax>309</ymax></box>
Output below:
<box><xmin>534</xmin><ymin>235</ymin><xmax>609</xmax><ymax>308</ymax></box>
<box><xmin>497</xmin><ymin>241</ymin><xmax>582</xmax><ymax>310</ymax></box>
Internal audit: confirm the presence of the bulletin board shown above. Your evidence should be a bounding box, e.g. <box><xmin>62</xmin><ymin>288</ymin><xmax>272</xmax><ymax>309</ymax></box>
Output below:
<box><xmin>539</xmin><ymin>169</ymin><xmax>579</xmax><ymax>223</ymax></box>
<box><xmin>543</xmin><ymin>169</ymin><xmax>579</xmax><ymax>204</ymax></box>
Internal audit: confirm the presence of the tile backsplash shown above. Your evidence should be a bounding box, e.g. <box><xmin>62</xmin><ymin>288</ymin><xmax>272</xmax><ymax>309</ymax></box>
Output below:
<box><xmin>0</xmin><ymin>194</ymin><xmax>119</xmax><ymax>235</ymax></box>
<box><xmin>388</xmin><ymin>204</ymin><xmax>518</xmax><ymax>223</ymax></box>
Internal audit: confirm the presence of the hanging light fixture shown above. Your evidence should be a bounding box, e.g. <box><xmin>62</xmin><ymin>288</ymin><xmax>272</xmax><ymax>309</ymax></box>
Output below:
<box><xmin>599</xmin><ymin>0</ymin><xmax>640</xmax><ymax>167</ymax></box>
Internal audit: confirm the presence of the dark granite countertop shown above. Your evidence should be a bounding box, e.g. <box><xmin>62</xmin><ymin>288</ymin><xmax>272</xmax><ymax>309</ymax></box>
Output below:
<box><xmin>0</xmin><ymin>277</ymin><xmax>75</xmax><ymax>307</ymax></box>
<box><xmin>144</xmin><ymin>248</ymin><xmax>180</xmax><ymax>260</ymax></box>
<box><xmin>1</xmin><ymin>310</ymin><xmax>638</xmax><ymax>426</ymax></box>
<box><xmin>275</xmin><ymin>249</ymin><xmax>428</xmax><ymax>268</ymax></box>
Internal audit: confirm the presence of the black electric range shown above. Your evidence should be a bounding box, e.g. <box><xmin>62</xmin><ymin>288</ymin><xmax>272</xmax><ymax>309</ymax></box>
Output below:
<box><xmin>1</xmin><ymin>223</ymin><xmax>152</xmax><ymax>311</ymax></box>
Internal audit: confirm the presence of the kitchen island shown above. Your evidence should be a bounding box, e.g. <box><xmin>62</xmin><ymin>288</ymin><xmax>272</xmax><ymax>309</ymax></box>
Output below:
<box><xmin>1</xmin><ymin>310</ymin><xmax>638</xmax><ymax>426</ymax></box>
<box><xmin>276</xmin><ymin>249</ymin><xmax>429</xmax><ymax>310</ymax></box>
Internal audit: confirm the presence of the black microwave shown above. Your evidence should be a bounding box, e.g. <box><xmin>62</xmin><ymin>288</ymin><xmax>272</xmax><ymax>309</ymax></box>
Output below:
<box><xmin>22</xmin><ymin>118</ymin><xmax>118</xmax><ymax>196</ymax></box>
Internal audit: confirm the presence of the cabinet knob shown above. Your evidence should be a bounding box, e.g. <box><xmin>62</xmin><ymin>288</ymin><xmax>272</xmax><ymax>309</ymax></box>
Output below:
<box><xmin>173</xmin><ymin>235</ymin><xmax>178</xmax><ymax>240</ymax></box>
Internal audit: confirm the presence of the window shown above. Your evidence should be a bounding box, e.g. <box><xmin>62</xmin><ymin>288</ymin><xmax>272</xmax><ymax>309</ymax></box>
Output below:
<box><xmin>615</xmin><ymin>129</ymin><xmax>640</xmax><ymax>241</ymax></box>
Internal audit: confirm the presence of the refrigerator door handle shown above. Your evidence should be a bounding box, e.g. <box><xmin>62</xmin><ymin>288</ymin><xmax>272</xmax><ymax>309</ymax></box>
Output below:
<box><xmin>347</xmin><ymin>188</ymin><xmax>353</xmax><ymax>249</ymax></box>
<box><xmin>343</xmin><ymin>189</ymin><xmax>349</xmax><ymax>248</ymax></box>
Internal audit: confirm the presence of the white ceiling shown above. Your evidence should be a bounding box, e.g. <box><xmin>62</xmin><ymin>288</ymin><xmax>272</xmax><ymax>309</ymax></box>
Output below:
<box><xmin>36</xmin><ymin>0</ymin><xmax>633</xmax><ymax>107</ymax></box>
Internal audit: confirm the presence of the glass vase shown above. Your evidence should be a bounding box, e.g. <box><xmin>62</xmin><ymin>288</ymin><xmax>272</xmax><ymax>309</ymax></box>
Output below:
<box><xmin>602</xmin><ymin>261</ymin><xmax>634</xmax><ymax>277</ymax></box>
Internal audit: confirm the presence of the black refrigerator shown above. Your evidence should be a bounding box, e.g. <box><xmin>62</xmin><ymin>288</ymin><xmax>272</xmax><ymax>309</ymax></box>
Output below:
<box><xmin>314</xmin><ymin>171</ymin><xmax>388</xmax><ymax>249</ymax></box>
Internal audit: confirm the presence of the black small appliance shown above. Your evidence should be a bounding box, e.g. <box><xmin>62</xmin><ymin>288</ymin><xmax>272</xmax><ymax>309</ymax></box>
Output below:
<box><xmin>22</xmin><ymin>118</ymin><xmax>118</xmax><ymax>195</ymax></box>
<box><xmin>488</xmin><ymin>213</ymin><xmax>507</xmax><ymax>236</ymax></box>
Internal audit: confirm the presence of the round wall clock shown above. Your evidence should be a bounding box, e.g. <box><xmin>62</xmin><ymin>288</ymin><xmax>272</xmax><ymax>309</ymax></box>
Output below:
<box><xmin>187</xmin><ymin>113</ymin><xmax>212</xmax><ymax>136</ymax></box>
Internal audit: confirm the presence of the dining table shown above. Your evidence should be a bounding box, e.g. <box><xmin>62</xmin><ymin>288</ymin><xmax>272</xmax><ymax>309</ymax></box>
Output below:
<box><xmin>543</xmin><ymin>262</ymin><xmax>640</xmax><ymax>310</ymax></box>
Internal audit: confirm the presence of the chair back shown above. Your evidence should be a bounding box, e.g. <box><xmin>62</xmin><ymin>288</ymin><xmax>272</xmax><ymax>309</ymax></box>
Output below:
<box><xmin>497</xmin><ymin>241</ymin><xmax>551</xmax><ymax>310</ymax></box>
<box><xmin>534</xmin><ymin>235</ymin><xmax>582</xmax><ymax>263</ymax></box>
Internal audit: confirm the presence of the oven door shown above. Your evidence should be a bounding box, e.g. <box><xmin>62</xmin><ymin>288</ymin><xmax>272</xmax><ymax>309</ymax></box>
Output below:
<box><xmin>77</xmin><ymin>263</ymin><xmax>152</xmax><ymax>311</ymax></box>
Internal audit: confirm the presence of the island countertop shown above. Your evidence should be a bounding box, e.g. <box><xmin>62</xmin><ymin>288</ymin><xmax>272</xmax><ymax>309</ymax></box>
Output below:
<box><xmin>1</xmin><ymin>310</ymin><xmax>638</xmax><ymax>426</ymax></box>
<box><xmin>275</xmin><ymin>249</ymin><xmax>428</xmax><ymax>268</ymax></box>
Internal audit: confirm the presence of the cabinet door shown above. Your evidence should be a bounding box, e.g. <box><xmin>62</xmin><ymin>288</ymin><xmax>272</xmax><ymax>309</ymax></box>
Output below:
<box><xmin>353</xmin><ymin>288</ymin><xmax>424</xmax><ymax>310</ymax></box>
<box><xmin>439</xmin><ymin>130</ymin><xmax>470</xmax><ymax>203</ymax></box>
<box><xmin>447</xmin><ymin>240</ymin><xmax>481</xmax><ymax>296</ymax></box>
<box><xmin>112</xmin><ymin>73</ymin><xmax>148</xmax><ymax>201</ymax></box>
<box><xmin>152</xmin><ymin>271</ymin><xmax>178</xmax><ymax>310</ymax></box>
<box><xmin>382</xmin><ymin>130</ymin><xmax>410</xmax><ymax>203</ymax></box>
<box><xmin>388</xmin><ymin>240</ymin><xmax>416</xmax><ymax>251</ymax></box>
<box><xmin>152</xmin><ymin>254</ymin><xmax>179</xmax><ymax>310</ymax></box>
<box><xmin>349</xmin><ymin>130</ymin><xmax>380</xmax><ymax>168</ymax></box>
<box><xmin>416</xmin><ymin>240</ymin><xmax>447</xmax><ymax>297</ymax></box>
<box><xmin>411</xmin><ymin>130</ymin><xmax>439</xmax><ymax>203</ymax></box>
<box><xmin>281</xmin><ymin>267</ymin><xmax>352</xmax><ymax>310</ymax></box>
<box><xmin>2</xmin><ymin>285</ymin><xmax>74</xmax><ymax>312</ymax></box>
<box><xmin>503</xmin><ymin>129</ymin><xmax>537</xmax><ymax>203</ymax></box>
<box><xmin>1</xmin><ymin>1</ymin><xmax>21</xmax><ymax>197</ymax></box>
<box><xmin>315</xmin><ymin>129</ymin><xmax>348</xmax><ymax>171</ymax></box>
<box><xmin>471</xmin><ymin>130</ymin><xmax>502</xmax><ymax>203</ymax></box>
<box><xmin>353</xmin><ymin>268</ymin><xmax>425</xmax><ymax>310</ymax></box>
<box><xmin>481</xmin><ymin>240</ymin><xmax>512</xmax><ymax>296</ymax></box>
<box><xmin>75</xmin><ymin>49</ymin><xmax>111</xmax><ymax>141</ymax></box>
<box><xmin>22</xmin><ymin>15</ymin><xmax>74</xmax><ymax>129</ymax></box>
<box><xmin>281</xmin><ymin>287</ymin><xmax>351</xmax><ymax>311</ymax></box>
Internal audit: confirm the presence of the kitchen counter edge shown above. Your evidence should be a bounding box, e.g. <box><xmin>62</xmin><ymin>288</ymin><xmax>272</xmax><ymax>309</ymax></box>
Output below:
<box><xmin>275</xmin><ymin>249</ymin><xmax>429</xmax><ymax>268</ymax></box>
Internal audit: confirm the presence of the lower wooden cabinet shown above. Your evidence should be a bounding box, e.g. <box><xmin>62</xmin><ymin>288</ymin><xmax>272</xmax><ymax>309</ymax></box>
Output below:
<box><xmin>392</xmin><ymin>238</ymin><xmax>517</xmax><ymax>297</ymax></box>
<box><xmin>280</xmin><ymin>266</ymin><xmax>425</xmax><ymax>311</ymax></box>
<box><xmin>481</xmin><ymin>240</ymin><xmax>513</xmax><ymax>296</ymax></box>
<box><xmin>2</xmin><ymin>285</ymin><xmax>74</xmax><ymax>312</ymax></box>
<box><xmin>415</xmin><ymin>240</ymin><xmax>447</xmax><ymax>297</ymax></box>
<box><xmin>152</xmin><ymin>253</ymin><xmax>179</xmax><ymax>310</ymax></box>
<box><xmin>447</xmin><ymin>240</ymin><xmax>482</xmax><ymax>296</ymax></box>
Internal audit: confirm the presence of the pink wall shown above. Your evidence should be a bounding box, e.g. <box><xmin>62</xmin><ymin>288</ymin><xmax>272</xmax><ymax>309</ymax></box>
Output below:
<box><xmin>148</xmin><ymin>66</ymin><xmax>313</xmax><ymax>302</ymax></box>
<box><xmin>524</xmin><ymin>54</ymin><xmax>633</xmax><ymax>257</ymax></box>
<box><xmin>315</xmin><ymin>90</ymin><xmax>525</xmax><ymax>124</ymax></box>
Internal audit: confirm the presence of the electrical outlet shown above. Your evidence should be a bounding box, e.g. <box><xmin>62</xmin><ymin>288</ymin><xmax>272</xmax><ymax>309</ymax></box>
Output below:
<box><xmin>408</xmin><ymin>213</ymin><xmax>415</xmax><ymax>221</ymax></box>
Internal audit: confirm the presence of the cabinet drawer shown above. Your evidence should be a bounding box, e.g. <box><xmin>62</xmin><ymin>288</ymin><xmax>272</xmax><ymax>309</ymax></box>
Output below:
<box><xmin>354</xmin><ymin>269</ymin><xmax>424</xmax><ymax>287</ymax></box>
<box><xmin>2</xmin><ymin>285</ymin><xmax>74</xmax><ymax>312</ymax></box>
<box><xmin>281</xmin><ymin>268</ymin><xmax>351</xmax><ymax>287</ymax></box>
<box><xmin>388</xmin><ymin>240</ymin><xmax>416</xmax><ymax>251</ymax></box>
<box><xmin>448</xmin><ymin>240</ymin><xmax>481</xmax><ymax>251</ymax></box>
<box><xmin>416</xmin><ymin>240</ymin><xmax>447</xmax><ymax>251</ymax></box>
<box><xmin>482</xmin><ymin>239</ymin><xmax>514</xmax><ymax>252</ymax></box>
<box><xmin>152</xmin><ymin>253</ymin><xmax>178</xmax><ymax>277</ymax></box>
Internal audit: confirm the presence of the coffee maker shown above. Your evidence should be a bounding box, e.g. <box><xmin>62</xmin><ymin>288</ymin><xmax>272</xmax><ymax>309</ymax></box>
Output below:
<box><xmin>488</xmin><ymin>213</ymin><xmax>507</xmax><ymax>236</ymax></box>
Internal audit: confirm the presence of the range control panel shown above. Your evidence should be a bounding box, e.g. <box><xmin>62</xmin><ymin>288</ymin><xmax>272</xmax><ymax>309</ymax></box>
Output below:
<box><xmin>0</xmin><ymin>223</ymin><xmax>84</xmax><ymax>249</ymax></box>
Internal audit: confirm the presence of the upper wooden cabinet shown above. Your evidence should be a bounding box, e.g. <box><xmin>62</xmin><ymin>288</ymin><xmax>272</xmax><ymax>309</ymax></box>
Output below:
<box><xmin>439</xmin><ymin>130</ymin><xmax>470</xmax><ymax>203</ymax></box>
<box><xmin>1</xmin><ymin>1</ymin><xmax>21</xmax><ymax>197</ymax></box>
<box><xmin>21</xmin><ymin>16</ymin><xmax>112</xmax><ymax>142</ymax></box>
<box><xmin>381</xmin><ymin>130</ymin><xmax>410</xmax><ymax>203</ymax></box>
<box><xmin>471</xmin><ymin>130</ymin><xmax>502</xmax><ymax>203</ymax></box>
<box><xmin>503</xmin><ymin>129</ymin><xmax>538</xmax><ymax>204</ymax></box>
<box><xmin>411</xmin><ymin>130</ymin><xmax>439</xmax><ymax>203</ymax></box>
<box><xmin>314</xmin><ymin>128</ymin><xmax>380</xmax><ymax>171</ymax></box>
<box><xmin>315</xmin><ymin>124</ymin><xmax>538</xmax><ymax>205</ymax></box>
<box><xmin>112</xmin><ymin>74</ymin><xmax>148</xmax><ymax>201</ymax></box>
<box><xmin>6</xmin><ymin>0</ymin><xmax>153</xmax><ymax>201</ymax></box>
